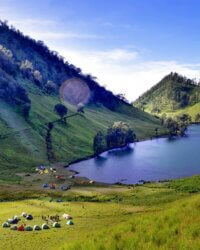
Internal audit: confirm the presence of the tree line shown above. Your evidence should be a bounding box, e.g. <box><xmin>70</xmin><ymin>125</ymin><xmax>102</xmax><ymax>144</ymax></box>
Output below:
<box><xmin>93</xmin><ymin>122</ymin><xmax>136</xmax><ymax>155</ymax></box>
<box><xmin>161</xmin><ymin>113</ymin><xmax>191</xmax><ymax>137</ymax></box>
<box><xmin>0</xmin><ymin>20</ymin><xmax>131</xmax><ymax>112</ymax></box>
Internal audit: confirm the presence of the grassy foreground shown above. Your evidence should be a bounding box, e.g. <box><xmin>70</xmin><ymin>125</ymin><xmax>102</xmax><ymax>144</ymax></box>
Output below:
<box><xmin>1</xmin><ymin>175</ymin><xmax>200</xmax><ymax>249</ymax></box>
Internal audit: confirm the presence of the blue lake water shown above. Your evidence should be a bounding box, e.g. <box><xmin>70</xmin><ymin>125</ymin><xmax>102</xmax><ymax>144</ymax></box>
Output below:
<box><xmin>69</xmin><ymin>125</ymin><xmax>200</xmax><ymax>184</ymax></box>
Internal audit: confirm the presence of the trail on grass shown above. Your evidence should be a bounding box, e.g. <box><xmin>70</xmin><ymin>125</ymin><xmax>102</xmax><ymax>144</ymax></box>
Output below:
<box><xmin>0</xmin><ymin>101</ymin><xmax>41</xmax><ymax>155</ymax></box>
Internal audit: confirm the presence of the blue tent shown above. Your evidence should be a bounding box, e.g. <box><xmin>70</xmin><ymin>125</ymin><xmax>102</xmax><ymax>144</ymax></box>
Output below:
<box><xmin>61</xmin><ymin>185</ymin><xmax>70</xmax><ymax>191</ymax></box>
<box><xmin>43</xmin><ymin>183</ymin><xmax>48</xmax><ymax>188</ymax></box>
<box><xmin>39</xmin><ymin>166</ymin><xmax>46</xmax><ymax>170</ymax></box>
<box><xmin>26</xmin><ymin>214</ymin><xmax>33</xmax><ymax>220</ymax></box>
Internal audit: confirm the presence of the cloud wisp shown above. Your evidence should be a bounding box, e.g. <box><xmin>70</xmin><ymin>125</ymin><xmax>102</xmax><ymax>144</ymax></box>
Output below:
<box><xmin>2</xmin><ymin>10</ymin><xmax>200</xmax><ymax>102</ymax></box>
<box><xmin>26</xmin><ymin>31</ymin><xmax>104</xmax><ymax>40</ymax></box>
<box><xmin>51</xmin><ymin>46</ymin><xmax>200</xmax><ymax>102</ymax></box>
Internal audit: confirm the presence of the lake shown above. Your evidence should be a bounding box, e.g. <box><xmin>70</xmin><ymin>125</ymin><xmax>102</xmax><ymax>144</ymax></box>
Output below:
<box><xmin>69</xmin><ymin>124</ymin><xmax>200</xmax><ymax>184</ymax></box>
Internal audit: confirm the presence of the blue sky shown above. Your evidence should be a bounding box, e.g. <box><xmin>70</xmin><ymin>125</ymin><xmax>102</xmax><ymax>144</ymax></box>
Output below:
<box><xmin>1</xmin><ymin>0</ymin><xmax>200</xmax><ymax>100</ymax></box>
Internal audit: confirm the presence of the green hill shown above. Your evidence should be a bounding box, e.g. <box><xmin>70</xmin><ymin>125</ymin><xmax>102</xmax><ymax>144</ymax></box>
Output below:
<box><xmin>0</xmin><ymin>21</ymin><xmax>165</xmax><ymax>183</ymax></box>
<box><xmin>134</xmin><ymin>72</ymin><xmax>200</xmax><ymax>121</ymax></box>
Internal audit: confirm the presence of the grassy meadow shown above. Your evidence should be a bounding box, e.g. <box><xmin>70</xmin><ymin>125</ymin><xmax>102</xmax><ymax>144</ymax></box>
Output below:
<box><xmin>143</xmin><ymin>101</ymin><xmax>200</xmax><ymax>122</ymax></box>
<box><xmin>1</xmin><ymin>175</ymin><xmax>200</xmax><ymax>249</ymax></box>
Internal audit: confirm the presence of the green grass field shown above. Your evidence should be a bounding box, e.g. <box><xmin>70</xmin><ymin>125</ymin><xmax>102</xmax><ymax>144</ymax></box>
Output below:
<box><xmin>142</xmin><ymin>101</ymin><xmax>200</xmax><ymax>121</ymax></box>
<box><xmin>1</xmin><ymin>175</ymin><xmax>200</xmax><ymax>250</ymax></box>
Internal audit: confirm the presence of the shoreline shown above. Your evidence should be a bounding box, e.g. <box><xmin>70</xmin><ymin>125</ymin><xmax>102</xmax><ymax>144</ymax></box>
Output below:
<box><xmin>65</xmin><ymin>132</ymin><xmax>169</xmax><ymax>169</ymax></box>
<box><xmin>65</xmin><ymin>132</ymin><xmax>170</xmax><ymax>185</ymax></box>
<box><xmin>65</xmin><ymin>124</ymin><xmax>200</xmax><ymax>185</ymax></box>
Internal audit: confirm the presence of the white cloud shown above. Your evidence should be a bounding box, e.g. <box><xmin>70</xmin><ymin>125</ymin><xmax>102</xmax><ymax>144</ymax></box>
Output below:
<box><xmin>9</xmin><ymin>18</ymin><xmax>57</xmax><ymax>27</ymax></box>
<box><xmin>1</xmin><ymin>12</ymin><xmax>200</xmax><ymax>101</ymax></box>
<box><xmin>50</xmin><ymin>46</ymin><xmax>200</xmax><ymax>102</ymax></box>
<box><xmin>26</xmin><ymin>31</ymin><xmax>104</xmax><ymax>40</ymax></box>
<box><xmin>4</xmin><ymin>18</ymin><xmax>104</xmax><ymax>41</ymax></box>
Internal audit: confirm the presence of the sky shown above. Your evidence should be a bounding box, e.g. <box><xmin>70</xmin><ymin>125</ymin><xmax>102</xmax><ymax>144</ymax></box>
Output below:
<box><xmin>1</xmin><ymin>0</ymin><xmax>200</xmax><ymax>101</ymax></box>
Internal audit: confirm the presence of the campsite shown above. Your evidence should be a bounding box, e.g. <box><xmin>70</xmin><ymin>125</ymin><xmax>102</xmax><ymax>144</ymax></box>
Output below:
<box><xmin>2</xmin><ymin>0</ymin><xmax>200</xmax><ymax>249</ymax></box>
<box><xmin>1</xmin><ymin>179</ymin><xmax>200</xmax><ymax>249</ymax></box>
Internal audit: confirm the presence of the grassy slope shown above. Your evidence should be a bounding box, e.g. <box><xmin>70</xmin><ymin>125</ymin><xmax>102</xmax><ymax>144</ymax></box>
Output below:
<box><xmin>161</xmin><ymin>102</ymin><xmax>200</xmax><ymax>121</ymax></box>
<box><xmin>0</xmin><ymin>80</ymin><xmax>165</xmax><ymax>183</ymax></box>
<box><xmin>134</xmin><ymin>74</ymin><xmax>200</xmax><ymax>120</ymax></box>
<box><xmin>1</xmin><ymin>176</ymin><xmax>200</xmax><ymax>249</ymax></box>
<box><xmin>0</xmin><ymin>23</ymin><xmax>166</xmax><ymax>182</ymax></box>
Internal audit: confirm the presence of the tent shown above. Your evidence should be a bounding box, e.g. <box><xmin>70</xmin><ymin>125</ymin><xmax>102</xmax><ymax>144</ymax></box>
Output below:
<box><xmin>56</xmin><ymin>175</ymin><xmax>63</xmax><ymax>180</ymax></box>
<box><xmin>63</xmin><ymin>214</ymin><xmax>72</xmax><ymax>220</ymax></box>
<box><xmin>7</xmin><ymin>219</ymin><xmax>13</xmax><ymax>224</ymax></box>
<box><xmin>49</xmin><ymin>184</ymin><xmax>56</xmax><ymax>189</ymax></box>
<box><xmin>42</xmin><ymin>223</ymin><xmax>50</xmax><ymax>230</ymax></box>
<box><xmin>11</xmin><ymin>218</ymin><xmax>19</xmax><ymax>224</ymax></box>
<box><xmin>44</xmin><ymin>169</ymin><xmax>49</xmax><ymax>174</ymax></box>
<box><xmin>26</xmin><ymin>214</ymin><xmax>33</xmax><ymax>220</ymax></box>
<box><xmin>25</xmin><ymin>226</ymin><xmax>33</xmax><ymax>231</ymax></box>
<box><xmin>17</xmin><ymin>225</ymin><xmax>25</xmax><ymax>231</ymax></box>
<box><xmin>2</xmin><ymin>222</ymin><xmax>10</xmax><ymax>228</ymax></box>
<box><xmin>53</xmin><ymin>222</ymin><xmax>61</xmax><ymax>228</ymax></box>
<box><xmin>61</xmin><ymin>185</ymin><xmax>70</xmax><ymax>191</ymax></box>
<box><xmin>43</xmin><ymin>183</ymin><xmax>48</xmax><ymax>188</ymax></box>
<box><xmin>10</xmin><ymin>225</ymin><xmax>17</xmax><ymax>230</ymax></box>
<box><xmin>22</xmin><ymin>212</ymin><xmax>27</xmax><ymax>217</ymax></box>
<box><xmin>34</xmin><ymin>225</ymin><xmax>41</xmax><ymax>231</ymax></box>
<box><xmin>7</xmin><ymin>218</ymin><xmax>19</xmax><ymax>224</ymax></box>
<box><xmin>67</xmin><ymin>220</ymin><xmax>74</xmax><ymax>225</ymax></box>
<box><xmin>39</xmin><ymin>166</ymin><xmax>46</xmax><ymax>170</ymax></box>
<box><xmin>50</xmin><ymin>168</ymin><xmax>56</xmax><ymax>173</ymax></box>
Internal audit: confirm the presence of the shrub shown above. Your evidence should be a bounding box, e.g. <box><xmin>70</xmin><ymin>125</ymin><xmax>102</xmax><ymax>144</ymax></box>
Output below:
<box><xmin>54</xmin><ymin>103</ymin><xmax>68</xmax><ymax>120</ymax></box>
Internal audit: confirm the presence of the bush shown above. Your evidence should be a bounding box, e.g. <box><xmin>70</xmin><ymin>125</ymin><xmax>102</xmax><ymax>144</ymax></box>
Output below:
<box><xmin>106</xmin><ymin>122</ymin><xmax>136</xmax><ymax>149</ymax></box>
<box><xmin>44</xmin><ymin>80</ymin><xmax>57</xmax><ymax>94</ymax></box>
<box><xmin>54</xmin><ymin>103</ymin><xmax>68</xmax><ymax>119</ymax></box>
<box><xmin>22</xmin><ymin>103</ymin><xmax>31</xmax><ymax>120</ymax></box>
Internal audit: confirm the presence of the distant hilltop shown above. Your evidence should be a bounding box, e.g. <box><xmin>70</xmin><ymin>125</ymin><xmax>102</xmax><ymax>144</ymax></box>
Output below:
<box><xmin>134</xmin><ymin>72</ymin><xmax>200</xmax><ymax>122</ymax></box>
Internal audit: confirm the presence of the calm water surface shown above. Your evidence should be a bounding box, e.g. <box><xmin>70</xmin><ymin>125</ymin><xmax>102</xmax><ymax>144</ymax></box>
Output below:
<box><xmin>69</xmin><ymin>125</ymin><xmax>200</xmax><ymax>184</ymax></box>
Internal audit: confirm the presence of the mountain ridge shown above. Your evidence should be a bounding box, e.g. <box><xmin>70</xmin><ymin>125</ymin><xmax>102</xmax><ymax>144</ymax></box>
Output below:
<box><xmin>134</xmin><ymin>72</ymin><xmax>200</xmax><ymax>121</ymax></box>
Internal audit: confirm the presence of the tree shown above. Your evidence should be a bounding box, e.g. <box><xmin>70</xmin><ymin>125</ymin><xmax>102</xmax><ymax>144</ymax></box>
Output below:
<box><xmin>106</xmin><ymin>121</ymin><xmax>136</xmax><ymax>149</ymax></box>
<box><xmin>195</xmin><ymin>113</ymin><xmax>200</xmax><ymax>122</ymax></box>
<box><xmin>164</xmin><ymin>117</ymin><xmax>179</xmax><ymax>136</ymax></box>
<box><xmin>77</xmin><ymin>103</ymin><xmax>85</xmax><ymax>113</ymax></box>
<box><xmin>54</xmin><ymin>103</ymin><xmax>68</xmax><ymax>120</ymax></box>
<box><xmin>44</xmin><ymin>80</ymin><xmax>57</xmax><ymax>94</ymax></box>
<box><xmin>161</xmin><ymin>113</ymin><xmax>167</xmax><ymax>125</ymax></box>
<box><xmin>22</xmin><ymin>103</ymin><xmax>31</xmax><ymax>120</ymax></box>
<box><xmin>164</xmin><ymin>115</ymin><xmax>190</xmax><ymax>137</ymax></box>
<box><xmin>155</xmin><ymin>127</ymin><xmax>158</xmax><ymax>137</ymax></box>
<box><xmin>93</xmin><ymin>131</ymin><xmax>105</xmax><ymax>155</ymax></box>
<box><xmin>176</xmin><ymin>113</ymin><xmax>191</xmax><ymax>124</ymax></box>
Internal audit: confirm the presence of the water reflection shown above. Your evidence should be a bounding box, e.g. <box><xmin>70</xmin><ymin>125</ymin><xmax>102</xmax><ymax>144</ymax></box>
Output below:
<box><xmin>107</xmin><ymin>145</ymin><xmax>134</xmax><ymax>157</ymax></box>
<box><xmin>94</xmin><ymin>156</ymin><xmax>108</xmax><ymax>167</ymax></box>
<box><xmin>69</xmin><ymin>125</ymin><xmax>200</xmax><ymax>184</ymax></box>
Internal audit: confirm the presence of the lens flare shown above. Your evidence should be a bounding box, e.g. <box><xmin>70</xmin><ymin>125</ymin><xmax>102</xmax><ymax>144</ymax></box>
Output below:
<box><xmin>59</xmin><ymin>78</ymin><xmax>90</xmax><ymax>106</ymax></box>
